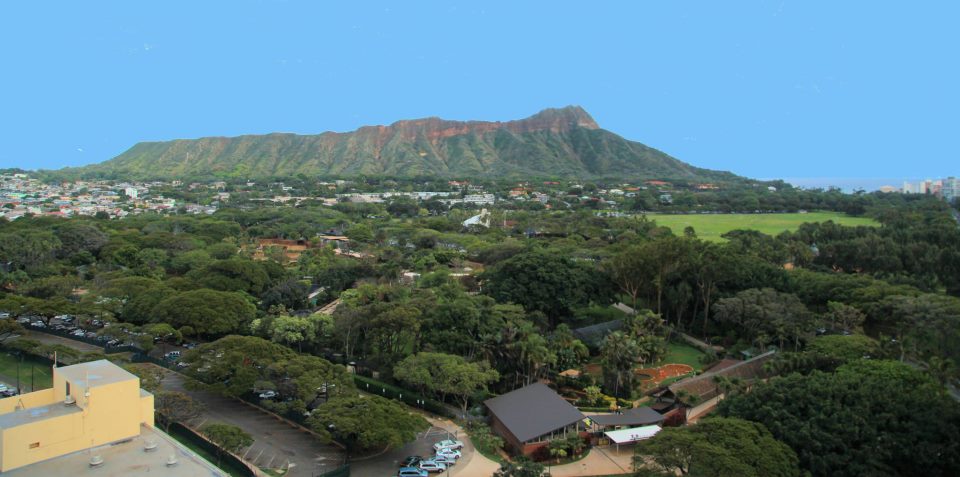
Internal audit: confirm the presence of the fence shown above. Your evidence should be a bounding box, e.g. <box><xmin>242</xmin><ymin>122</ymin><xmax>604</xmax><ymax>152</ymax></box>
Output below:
<box><xmin>167</xmin><ymin>421</ymin><xmax>258</xmax><ymax>477</ymax></box>
<box><xmin>26</xmin><ymin>325</ymin><xmax>140</xmax><ymax>354</ymax></box>
<box><xmin>352</xmin><ymin>374</ymin><xmax>462</xmax><ymax>419</ymax></box>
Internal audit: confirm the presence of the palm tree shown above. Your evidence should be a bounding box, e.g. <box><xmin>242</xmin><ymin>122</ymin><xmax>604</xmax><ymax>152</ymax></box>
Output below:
<box><xmin>548</xmin><ymin>440</ymin><xmax>568</xmax><ymax>464</ymax></box>
<box><xmin>600</xmin><ymin>332</ymin><xmax>641</xmax><ymax>399</ymax></box>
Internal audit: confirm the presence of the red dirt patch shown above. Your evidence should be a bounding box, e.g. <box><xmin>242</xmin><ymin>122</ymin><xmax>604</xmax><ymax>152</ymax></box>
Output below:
<box><xmin>635</xmin><ymin>364</ymin><xmax>694</xmax><ymax>384</ymax></box>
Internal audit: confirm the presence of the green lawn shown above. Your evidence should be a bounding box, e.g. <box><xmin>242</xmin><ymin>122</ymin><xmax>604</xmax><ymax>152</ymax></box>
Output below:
<box><xmin>0</xmin><ymin>352</ymin><xmax>53</xmax><ymax>392</ymax></box>
<box><xmin>656</xmin><ymin>342</ymin><xmax>706</xmax><ymax>371</ymax></box>
<box><xmin>645</xmin><ymin>212</ymin><xmax>878</xmax><ymax>242</ymax></box>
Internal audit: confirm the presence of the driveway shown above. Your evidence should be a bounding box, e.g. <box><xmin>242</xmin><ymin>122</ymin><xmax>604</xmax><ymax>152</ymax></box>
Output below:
<box><xmin>161</xmin><ymin>370</ymin><xmax>345</xmax><ymax>476</ymax></box>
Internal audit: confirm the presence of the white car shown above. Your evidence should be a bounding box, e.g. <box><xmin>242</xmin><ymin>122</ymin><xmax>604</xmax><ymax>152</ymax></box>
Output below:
<box><xmin>418</xmin><ymin>460</ymin><xmax>447</xmax><ymax>473</ymax></box>
<box><xmin>258</xmin><ymin>390</ymin><xmax>278</xmax><ymax>399</ymax></box>
<box><xmin>435</xmin><ymin>448</ymin><xmax>461</xmax><ymax>460</ymax></box>
<box><xmin>432</xmin><ymin>439</ymin><xmax>464</xmax><ymax>452</ymax></box>
<box><xmin>432</xmin><ymin>454</ymin><xmax>457</xmax><ymax>466</ymax></box>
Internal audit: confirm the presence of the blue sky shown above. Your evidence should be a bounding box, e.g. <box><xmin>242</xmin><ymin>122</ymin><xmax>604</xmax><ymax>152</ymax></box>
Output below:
<box><xmin>1</xmin><ymin>1</ymin><xmax>957</xmax><ymax>180</ymax></box>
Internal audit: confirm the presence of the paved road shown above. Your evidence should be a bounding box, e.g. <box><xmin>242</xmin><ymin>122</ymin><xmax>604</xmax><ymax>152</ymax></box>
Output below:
<box><xmin>160</xmin><ymin>371</ymin><xmax>345</xmax><ymax>476</ymax></box>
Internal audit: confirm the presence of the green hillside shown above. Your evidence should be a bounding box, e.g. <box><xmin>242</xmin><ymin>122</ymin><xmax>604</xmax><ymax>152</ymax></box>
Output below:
<box><xmin>64</xmin><ymin>107</ymin><xmax>742</xmax><ymax>181</ymax></box>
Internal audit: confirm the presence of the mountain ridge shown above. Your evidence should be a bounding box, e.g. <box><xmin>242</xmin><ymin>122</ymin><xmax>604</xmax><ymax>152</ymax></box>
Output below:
<box><xmin>64</xmin><ymin>106</ymin><xmax>741</xmax><ymax>181</ymax></box>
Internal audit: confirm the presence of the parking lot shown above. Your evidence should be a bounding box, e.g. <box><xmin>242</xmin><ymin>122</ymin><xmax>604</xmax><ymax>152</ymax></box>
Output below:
<box><xmin>351</xmin><ymin>425</ymin><xmax>470</xmax><ymax>477</ymax></box>
<box><xmin>160</xmin><ymin>370</ymin><xmax>345</xmax><ymax>476</ymax></box>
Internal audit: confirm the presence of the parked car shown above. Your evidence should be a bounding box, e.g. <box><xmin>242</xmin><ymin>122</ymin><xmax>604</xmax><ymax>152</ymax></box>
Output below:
<box><xmin>0</xmin><ymin>383</ymin><xmax>7</xmax><ymax>393</ymax></box>
<box><xmin>397</xmin><ymin>467</ymin><xmax>428</xmax><ymax>477</ymax></box>
<box><xmin>31</xmin><ymin>321</ymin><xmax>45</xmax><ymax>328</ymax></box>
<box><xmin>258</xmin><ymin>390</ymin><xmax>277</xmax><ymax>399</ymax></box>
<box><xmin>72</xmin><ymin>329</ymin><xmax>86</xmax><ymax>337</ymax></box>
<box><xmin>0</xmin><ymin>312</ymin><xmax>10</xmax><ymax>319</ymax></box>
<box><xmin>183</xmin><ymin>342</ymin><xmax>198</xmax><ymax>349</ymax></box>
<box><xmin>176</xmin><ymin>362</ymin><xmax>190</xmax><ymax>369</ymax></box>
<box><xmin>418</xmin><ymin>460</ymin><xmax>447</xmax><ymax>473</ymax></box>
<box><xmin>401</xmin><ymin>456</ymin><xmax>423</xmax><ymax>467</ymax></box>
<box><xmin>432</xmin><ymin>454</ymin><xmax>457</xmax><ymax>467</ymax></box>
<box><xmin>435</xmin><ymin>448</ymin><xmax>461</xmax><ymax>459</ymax></box>
<box><xmin>0</xmin><ymin>388</ymin><xmax>18</xmax><ymax>397</ymax></box>
<box><xmin>164</xmin><ymin>351</ymin><xmax>181</xmax><ymax>360</ymax></box>
<box><xmin>433</xmin><ymin>439</ymin><xmax>464</xmax><ymax>452</ymax></box>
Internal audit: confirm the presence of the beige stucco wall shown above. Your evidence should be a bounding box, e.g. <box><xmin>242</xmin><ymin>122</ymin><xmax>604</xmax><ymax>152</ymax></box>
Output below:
<box><xmin>0</xmin><ymin>364</ymin><xmax>154</xmax><ymax>472</ymax></box>
<box><xmin>140</xmin><ymin>391</ymin><xmax>155</xmax><ymax>428</ymax></box>
<box><xmin>0</xmin><ymin>389</ymin><xmax>56</xmax><ymax>415</ymax></box>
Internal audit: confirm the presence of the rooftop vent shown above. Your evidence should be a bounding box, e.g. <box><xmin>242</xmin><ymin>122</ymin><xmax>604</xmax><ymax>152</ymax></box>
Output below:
<box><xmin>165</xmin><ymin>454</ymin><xmax>178</xmax><ymax>467</ymax></box>
<box><xmin>143</xmin><ymin>440</ymin><xmax>158</xmax><ymax>452</ymax></box>
<box><xmin>64</xmin><ymin>395</ymin><xmax>76</xmax><ymax>406</ymax></box>
<box><xmin>89</xmin><ymin>455</ymin><xmax>104</xmax><ymax>467</ymax></box>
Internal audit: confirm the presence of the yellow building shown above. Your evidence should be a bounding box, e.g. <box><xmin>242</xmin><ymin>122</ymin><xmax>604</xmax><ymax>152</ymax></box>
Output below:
<box><xmin>0</xmin><ymin>359</ymin><xmax>222</xmax><ymax>475</ymax></box>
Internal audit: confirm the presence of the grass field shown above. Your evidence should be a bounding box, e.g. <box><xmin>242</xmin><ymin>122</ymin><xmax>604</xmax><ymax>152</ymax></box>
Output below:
<box><xmin>0</xmin><ymin>352</ymin><xmax>53</xmax><ymax>392</ymax></box>
<box><xmin>656</xmin><ymin>342</ymin><xmax>706</xmax><ymax>371</ymax></box>
<box><xmin>646</xmin><ymin>212</ymin><xmax>878</xmax><ymax>242</ymax></box>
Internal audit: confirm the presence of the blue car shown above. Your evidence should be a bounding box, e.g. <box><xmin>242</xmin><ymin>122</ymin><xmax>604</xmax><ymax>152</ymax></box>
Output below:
<box><xmin>398</xmin><ymin>467</ymin><xmax>428</xmax><ymax>477</ymax></box>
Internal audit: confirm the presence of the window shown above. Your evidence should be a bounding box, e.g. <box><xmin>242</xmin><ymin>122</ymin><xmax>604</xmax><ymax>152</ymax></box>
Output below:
<box><xmin>29</xmin><ymin>442</ymin><xmax>40</xmax><ymax>449</ymax></box>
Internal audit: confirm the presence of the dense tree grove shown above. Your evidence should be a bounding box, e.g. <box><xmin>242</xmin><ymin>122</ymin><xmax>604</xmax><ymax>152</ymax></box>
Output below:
<box><xmin>1</xmin><ymin>179</ymin><xmax>958</xmax><ymax>464</ymax></box>
<box><xmin>719</xmin><ymin>360</ymin><xmax>960</xmax><ymax>477</ymax></box>
<box><xmin>634</xmin><ymin>417</ymin><xmax>800</xmax><ymax>477</ymax></box>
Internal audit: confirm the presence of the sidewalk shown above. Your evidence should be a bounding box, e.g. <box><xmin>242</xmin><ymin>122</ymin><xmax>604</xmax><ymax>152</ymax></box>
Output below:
<box><xmin>547</xmin><ymin>446</ymin><xmax>632</xmax><ymax>477</ymax></box>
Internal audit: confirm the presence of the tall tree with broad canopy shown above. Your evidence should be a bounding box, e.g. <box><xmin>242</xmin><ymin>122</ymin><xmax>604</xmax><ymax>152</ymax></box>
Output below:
<box><xmin>150</xmin><ymin>289</ymin><xmax>255</xmax><ymax>336</ymax></box>
<box><xmin>154</xmin><ymin>391</ymin><xmax>205</xmax><ymax>433</ymax></box>
<box><xmin>394</xmin><ymin>352</ymin><xmax>499</xmax><ymax>412</ymax></box>
<box><xmin>306</xmin><ymin>395</ymin><xmax>429</xmax><ymax>452</ymax></box>
<box><xmin>713</xmin><ymin>288</ymin><xmax>815</xmax><ymax>351</ymax></box>
<box><xmin>634</xmin><ymin>417</ymin><xmax>800</xmax><ymax>477</ymax></box>
<box><xmin>481</xmin><ymin>249</ymin><xmax>613</xmax><ymax>327</ymax></box>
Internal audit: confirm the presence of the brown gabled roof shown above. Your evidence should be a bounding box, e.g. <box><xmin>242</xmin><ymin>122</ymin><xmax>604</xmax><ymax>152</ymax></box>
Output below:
<box><xmin>667</xmin><ymin>350</ymin><xmax>776</xmax><ymax>403</ymax></box>
<box><xmin>705</xmin><ymin>359</ymin><xmax>741</xmax><ymax>373</ymax></box>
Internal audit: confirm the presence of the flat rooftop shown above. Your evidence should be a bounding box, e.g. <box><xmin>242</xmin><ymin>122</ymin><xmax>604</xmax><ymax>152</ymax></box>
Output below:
<box><xmin>55</xmin><ymin>359</ymin><xmax>139</xmax><ymax>388</ymax></box>
<box><xmin>0</xmin><ymin>401</ymin><xmax>82</xmax><ymax>429</ymax></box>
<box><xmin>2</xmin><ymin>425</ymin><xmax>227</xmax><ymax>476</ymax></box>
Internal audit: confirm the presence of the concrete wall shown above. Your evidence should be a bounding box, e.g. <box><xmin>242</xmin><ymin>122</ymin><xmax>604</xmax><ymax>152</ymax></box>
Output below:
<box><xmin>686</xmin><ymin>394</ymin><xmax>723</xmax><ymax>421</ymax></box>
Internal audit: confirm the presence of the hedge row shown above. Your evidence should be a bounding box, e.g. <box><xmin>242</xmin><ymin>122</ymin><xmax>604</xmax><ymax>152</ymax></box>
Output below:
<box><xmin>352</xmin><ymin>374</ymin><xmax>457</xmax><ymax>418</ymax></box>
